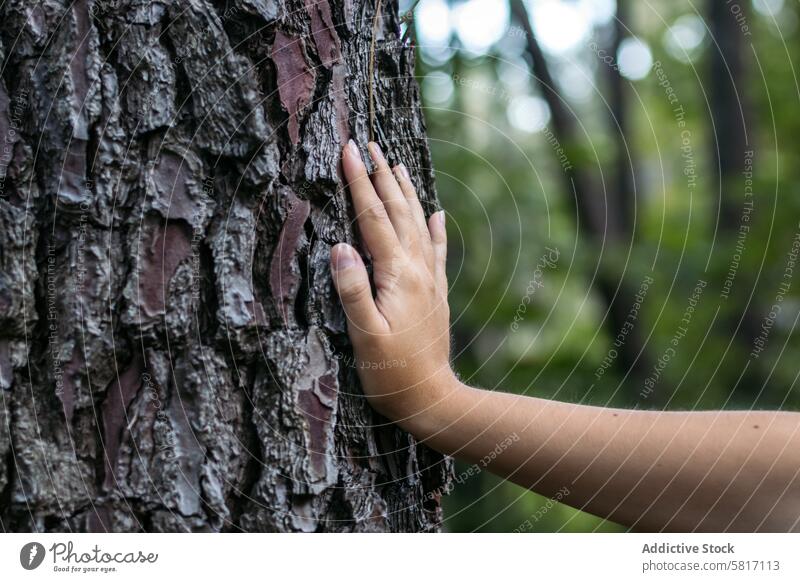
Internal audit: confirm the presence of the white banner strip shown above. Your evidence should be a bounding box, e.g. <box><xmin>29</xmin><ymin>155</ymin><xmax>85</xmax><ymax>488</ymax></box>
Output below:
<box><xmin>1</xmin><ymin>533</ymin><xmax>797</xmax><ymax>581</ymax></box>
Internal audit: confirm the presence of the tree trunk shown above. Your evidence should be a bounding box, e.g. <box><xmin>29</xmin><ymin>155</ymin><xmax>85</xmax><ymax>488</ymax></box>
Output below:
<box><xmin>707</xmin><ymin>0</ymin><xmax>764</xmax><ymax>398</ymax></box>
<box><xmin>709</xmin><ymin>0</ymin><xmax>750</xmax><ymax>233</ymax></box>
<box><xmin>510</xmin><ymin>0</ymin><xmax>654</xmax><ymax>398</ymax></box>
<box><xmin>606</xmin><ymin>0</ymin><xmax>634</xmax><ymax>236</ymax></box>
<box><xmin>0</xmin><ymin>0</ymin><xmax>451</xmax><ymax>532</ymax></box>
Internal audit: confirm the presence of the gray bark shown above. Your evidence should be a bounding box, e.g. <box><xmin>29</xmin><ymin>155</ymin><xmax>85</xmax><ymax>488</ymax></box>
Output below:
<box><xmin>0</xmin><ymin>0</ymin><xmax>451</xmax><ymax>532</ymax></box>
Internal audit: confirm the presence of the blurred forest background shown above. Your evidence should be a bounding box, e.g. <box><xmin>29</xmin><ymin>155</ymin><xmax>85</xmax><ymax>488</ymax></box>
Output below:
<box><xmin>400</xmin><ymin>0</ymin><xmax>800</xmax><ymax>532</ymax></box>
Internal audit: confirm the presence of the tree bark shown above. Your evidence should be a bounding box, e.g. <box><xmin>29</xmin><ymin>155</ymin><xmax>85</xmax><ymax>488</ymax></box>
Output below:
<box><xmin>0</xmin><ymin>0</ymin><xmax>451</xmax><ymax>532</ymax></box>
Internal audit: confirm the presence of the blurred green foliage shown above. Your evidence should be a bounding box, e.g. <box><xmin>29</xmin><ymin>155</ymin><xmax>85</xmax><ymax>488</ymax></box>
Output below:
<box><xmin>408</xmin><ymin>0</ymin><xmax>800</xmax><ymax>532</ymax></box>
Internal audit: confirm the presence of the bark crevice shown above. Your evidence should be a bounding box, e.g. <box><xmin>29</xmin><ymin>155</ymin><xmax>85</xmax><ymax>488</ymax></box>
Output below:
<box><xmin>0</xmin><ymin>0</ymin><xmax>452</xmax><ymax>532</ymax></box>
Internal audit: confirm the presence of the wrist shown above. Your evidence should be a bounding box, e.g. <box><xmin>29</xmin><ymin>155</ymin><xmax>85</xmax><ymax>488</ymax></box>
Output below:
<box><xmin>388</xmin><ymin>367</ymin><xmax>466</xmax><ymax>440</ymax></box>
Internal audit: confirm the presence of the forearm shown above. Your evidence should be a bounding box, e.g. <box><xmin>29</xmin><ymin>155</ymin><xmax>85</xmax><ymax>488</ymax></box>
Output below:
<box><xmin>330</xmin><ymin>142</ymin><xmax>800</xmax><ymax>533</ymax></box>
<box><xmin>401</xmin><ymin>376</ymin><xmax>800</xmax><ymax>532</ymax></box>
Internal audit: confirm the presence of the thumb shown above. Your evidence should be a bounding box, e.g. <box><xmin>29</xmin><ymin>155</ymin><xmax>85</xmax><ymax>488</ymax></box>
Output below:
<box><xmin>331</xmin><ymin>243</ymin><xmax>384</xmax><ymax>334</ymax></box>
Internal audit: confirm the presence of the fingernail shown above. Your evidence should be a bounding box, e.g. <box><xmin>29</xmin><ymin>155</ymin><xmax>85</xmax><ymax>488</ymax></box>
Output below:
<box><xmin>347</xmin><ymin>139</ymin><xmax>360</xmax><ymax>158</ymax></box>
<box><xmin>332</xmin><ymin>244</ymin><xmax>357</xmax><ymax>270</ymax></box>
<box><xmin>437</xmin><ymin>211</ymin><xmax>446</xmax><ymax>227</ymax></box>
<box><xmin>368</xmin><ymin>142</ymin><xmax>385</xmax><ymax>163</ymax></box>
<box><xmin>397</xmin><ymin>163</ymin><xmax>410</xmax><ymax>181</ymax></box>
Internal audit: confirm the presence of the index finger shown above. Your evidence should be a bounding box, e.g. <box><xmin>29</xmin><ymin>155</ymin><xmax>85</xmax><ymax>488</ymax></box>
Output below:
<box><xmin>342</xmin><ymin>140</ymin><xmax>400</xmax><ymax>263</ymax></box>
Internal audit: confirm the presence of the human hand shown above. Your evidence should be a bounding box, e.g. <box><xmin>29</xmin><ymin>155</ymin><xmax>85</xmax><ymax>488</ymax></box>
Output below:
<box><xmin>330</xmin><ymin>140</ymin><xmax>457</xmax><ymax>424</ymax></box>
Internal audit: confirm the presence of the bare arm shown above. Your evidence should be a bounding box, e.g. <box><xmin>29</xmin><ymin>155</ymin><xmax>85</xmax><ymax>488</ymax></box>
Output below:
<box><xmin>331</xmin><ymin>141</ymin><xmax>800</xmax><ymax>532</ymax></box>
<box><xmin>401</xmin><ymin>382</ymin><xmax>800</xmax><ymax>532</ymax></box>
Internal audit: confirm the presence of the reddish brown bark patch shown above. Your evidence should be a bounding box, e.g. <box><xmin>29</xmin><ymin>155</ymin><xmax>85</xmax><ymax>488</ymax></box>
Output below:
<box><xmin>0</xmin><ymin>83</ymin><xmax>14</xmax><ymax>182</ymax></box>
<box><xmin>297</xmin><ymin>387</ymin><xmax>330</xmax><ymax>475</ymax></box>
<box><xmin>70</xmin><ymin>0</ymin><xmax>91</xmax><ymax>120</ymax></box>
<box><xmin>137</xmin><ymin>219</ymin><xmax>193</xmax><ymax>318</ymax></box>
<box><xmin>0</xmin><ymin>340</ymin><xmax>11</xmax><ymax>391</ymax></box>
<box><xmin>59</xmin><ymin>344</ymin><xmax>85</xmax><ymax>426</ymax></box>
<box><xmin>58</xmin><ymin>139</ymin><xmax>88</xmax><ymax>204</ymax></box>
<box><xmin>87</xmin><ymin>504</ymin><xmax>112</xmax><ymax>532</ymax></box>
<box><xmin>297</xmin><ymin>365</ymin><xmax>338</xmax><ymax>478</ymax></box>
<box><xmin>272</xmin><ymin>30</ymin><xmax>317</xmax><ymax>144</ymax></box>
<box><xmin>60</xmin><ymin>0</ymin><xmax>92</xmax><ymax>204</ymax></box>
<box><xmin>304</xmin><ymin>0</ymin><xmax>342</xmax><ymax>68</ymax></box>
<box><xmin>101</xmin><ymin>356</ymin><xmax>144</xmax><ymax>491</ymax></box>
<box><xmin>269</xmin><ymin>191</ymin><xmax>310</xmax><ymax>323</ymax></box>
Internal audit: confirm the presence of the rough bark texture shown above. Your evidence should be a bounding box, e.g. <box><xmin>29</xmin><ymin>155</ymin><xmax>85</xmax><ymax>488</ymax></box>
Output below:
<box><xmin>0</xmin><ymin>0</ymin><xmax>451</xmax><ymax>532</ymax></box>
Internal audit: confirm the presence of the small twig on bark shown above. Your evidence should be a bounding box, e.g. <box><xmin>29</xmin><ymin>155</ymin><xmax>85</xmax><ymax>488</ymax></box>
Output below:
<box><xmin>368</xmin><ymin>0</ymin><xmax>383</xmax><ymax>142</ymax></box>
<box><xmin>400</xmin><ymin>0</ymin><xmax>421</xmax><ymax>44</ymax></box>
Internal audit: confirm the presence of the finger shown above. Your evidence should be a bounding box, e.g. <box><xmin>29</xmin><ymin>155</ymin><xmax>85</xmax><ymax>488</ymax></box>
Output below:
<box><xmin>342</xmin><ymin>140</ymin><xmax>400</xmax><ymax>263</ymax></box>
<box><xmin>393</xmin><ymin>163</ymin><xmax>427</xmax><ymax>233</ymax></box>
<box><xmin>428</xmin><ymin>211</ymin><xmax>448</xmax><ymax>293</ymax></box>
<box><xmin>330</xmin><ymin>243</ymin><xmax>386</xmax><ymax>334</ymax></box>
<box><xmin>393</xmin><ymin>163</ymin><xmax>434</xmax><ymax>272</ymax></box>
<box><xmin>367</xmin><ymin>142</ymin><xmax>418</xmax><ymax>248</ymax></box>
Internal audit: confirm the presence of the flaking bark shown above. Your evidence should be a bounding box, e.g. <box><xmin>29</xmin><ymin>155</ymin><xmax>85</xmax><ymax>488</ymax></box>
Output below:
<box><xmin>0</xmin><ymin>0</ymin><xmax>451</xmax><ymax>532</ymax></box>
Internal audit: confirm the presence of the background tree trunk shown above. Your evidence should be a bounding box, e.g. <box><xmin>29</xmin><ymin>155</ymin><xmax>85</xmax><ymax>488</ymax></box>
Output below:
<box><xmin>510</xmin><ymin>0</ymin><xmax>654</xmax><ymax>398</ymax></box>
<box><xmin>0</xmin><ymin>0</ymin><xmax>451</xmax><ymax>532</ymax></box>
<box><xmin>707</xmin><ymin>0</ymin><xmax>764</xmax><ymax>399</ymax></box>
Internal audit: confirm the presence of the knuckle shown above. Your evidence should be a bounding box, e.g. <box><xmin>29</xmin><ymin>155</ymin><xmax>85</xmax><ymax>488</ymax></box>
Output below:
<box><xmin>401</xmin><ymin>186</ymin><xmax>418</xmax><ymax>201</ymax></box>
<box><xmin>378</xmin><ymin>252</ymin><xmax>407</xmax><ymax>280</ymax></box>
<box><xmin>405</xmin><ymin>235</ymin><xmax>425</xmax><ymax>258</ymax></box>
<box><xmin>371</xmin><ymin>262</ymin><xmax>398</xmax><ymax>292</ymax></box>
<box><xmin>409</xmin><ymin>268</ymin><xmax>436</xmax><ymax>295</ymax></box>
<box><xmin>349</xmin><ymin>171</ymin><xmax>370</xmax><ymax>188</ymax></box>
<box><xmin>423</xmin><ymin>247</ymin><xmax>435</xmax><ymax>269</ymax></box>
<box><xmin>396</xmin><ymin>199</ymin><xmax>414</xmax><ymax>218</ymax></box>
<box><xmin>386</xmin><ymin>198</ymin><xmax>410</xmax><ymax>218</ymax></box>
<box><xmin>419</xmin><ymin>225</ymin><xmax>433</xmax><ymax>245</ymax></box>
<box><xmin>364</xmin><ymin>203</ymin><xmax>389</xmax><ymax>224</ymax></box>
<box><xmin>339</xmin><ymin>279</ymin><xmax>371</xmax><ymax>304</ymax></box>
